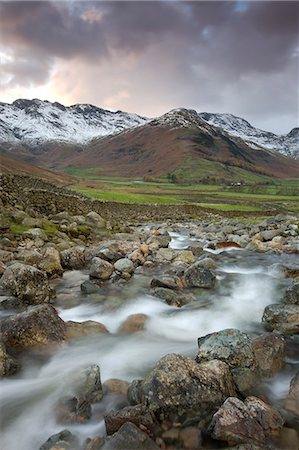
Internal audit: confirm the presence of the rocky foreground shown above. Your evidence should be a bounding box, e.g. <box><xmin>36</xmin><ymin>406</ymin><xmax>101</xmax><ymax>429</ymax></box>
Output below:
<box><xmin>0</xmin><ymin>174</ymin><xmax>299</xmax><ymax>450</ymax></box>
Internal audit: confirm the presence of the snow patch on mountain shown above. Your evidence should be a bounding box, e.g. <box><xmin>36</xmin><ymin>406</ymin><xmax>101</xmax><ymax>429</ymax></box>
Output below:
<box><xmin>0</xmin><ymin>99</ymin><xmax>148</xmax><ymax>145</ymax></box>
<box><xmin>199</xmin><ymin>112</ymin><xmax>298</xmax><ymax>159</ymax></box>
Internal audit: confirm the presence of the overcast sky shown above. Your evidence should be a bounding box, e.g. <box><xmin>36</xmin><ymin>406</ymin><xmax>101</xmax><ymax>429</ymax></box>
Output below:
<box><xmin>0</xmin><ymin>1</ymin><xmax>298</xmax><ymax>134</ymax></box>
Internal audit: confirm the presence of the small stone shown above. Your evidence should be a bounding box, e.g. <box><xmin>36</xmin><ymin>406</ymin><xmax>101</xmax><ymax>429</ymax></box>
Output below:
<box><xmin>66</xmin><ymin>320</ymin><xmax>109</xmax><ymax>340</ymax></box>
<box><xmin>283</xmin><ymin>283</ymin><xmax>299</xmax><ymax>305</ymax></box>
<box><xmin>114</xmin><ymin>258</ymin><xmax>134</xmax><ymax>275</ymax></box>
<box><xmin>118</xmin><ymin>314</ymin><xmax>148</xmax><ymax>333</ymax></box>
<box><xmin>90</xmin><ymin>257</ymin><xmax>114</xmax><ymax>280</ymax></box>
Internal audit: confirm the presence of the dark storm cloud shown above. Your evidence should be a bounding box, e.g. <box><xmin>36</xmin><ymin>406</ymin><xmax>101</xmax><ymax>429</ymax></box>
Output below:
<box><xmin>0</xmin><ymin>1</ymin><xmax>298</xmax><ymax>133</ymax></box>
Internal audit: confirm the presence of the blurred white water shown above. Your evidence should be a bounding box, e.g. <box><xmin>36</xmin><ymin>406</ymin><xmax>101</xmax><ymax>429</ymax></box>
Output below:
<box><xmin>0</xmin><ymin>233</ymin><xmax>297</xmax><ymax>450</ymax></box>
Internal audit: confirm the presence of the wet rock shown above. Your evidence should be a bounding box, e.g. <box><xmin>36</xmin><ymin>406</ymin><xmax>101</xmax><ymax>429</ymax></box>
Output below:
<box><xmin>196</xmin><ymin>256</ymin><xmax>217</xmax><ymax>270</ymax></box>
<box><xmin>245</xmin><ymin>396</ymin><xmax>284</xmax><ymax>439</ymax></box>
<box><xmin>38</xmin><ymin>247</ymin><xmax>63</xmax><ymax>277</ymax></box>
<box><xmin>57</xmin><ymin>365</ymin><xmax>103</xmax><ymax>423</ymax></box>
<box><xmin>39</xmin><ymin>430</ymin><xmax>79</xmax><ymax>450</ymax></box>
<box><xmin>0</xmin><ymin>262</ymin><xmax>50</xmax><ymax>304</ymax></box>
<box><xmin>114</xmin><ymin>258</ymin><xmax>134</xmax><ymax>276</ymax></box>
<box><xmin>127</xmin><ymin>379</ymin><xmax>143</xmax><ymax>405</ymax></box>
<box><xmin>118</xmin><ymin>314</ymin><xmax>148</xmax><ymax>333</ymax></box>
<box><xmin>259</xmin><ymin>230</ymin><xmax>280</xmax><ymax>242</ymax></box>
<box><xmin>284</xmin><ymin>371</ymin><xmax>299</xmax><ymax>417</ymax></box>
<box><xmin>104</xmin><ymin>404</ymin><xmax>156</xmax><ymax>436</ymax></box>
<box><xmin>262</xmin><ymin>304</ymin><xmax>299</xmax><ymax>334</ymax></box>
<box><xmin>183</xmin><ymin>262</ymin><xmax>216</xmax><ymax>288</ymax></box>
<box><xmin>252</xmin><ymin>333</ymin><xmax>285</xmax><ymax>377</ymax></box>
<box><xmin>151</xmin><ymin>287</ymin><xmax>191</xmax><ymax>307</ymax></box>
<box><xmin>276</xmin><ymin>427</ymin><xmax>299</xmax><ymax>450</ymax></box>
<box><xmin>101</xmin><ymin>422</ymin><xmax>160</xmax><ymax>450</ymax></box>
<box><xmin>0</xmin><ymin>295</ymin><xmax>23</xmax><ymax>310</ymax></box>
<box><xmin>283</xmin><ymin>283</ymin><xmax>299</xmax><ymax>305</ymax></box>
<box><xmin>60</xmin><ymin>246</ymin><xmax>86</xmax><ymax>270</ymax></box>
<box><xmin>0</xmin><ymin>304</ymin><xmax>66</xmax><ymax>351</ymax></box>
<box><xmin>196</xmin><ymin>329</ymin><xmax>255</xmax><ymax>369</ymax></box>
<box><xmin>80</xmin><ymin>280</ymin><xmax>104</xmax><ymax>294</ymax></box>
<box><xmin>150</xmin><ymin>277</ymin><xmax>179</xmax><ymax>290</ymax></box>
<box><xmin>138</xmin><ymin>354</ymin><xmax>236</xmax><ymax>423</ymax></box>
<box><xmin>66</xmin><ymin>320</ymin><xmax>109</xmax><ymax>339</ymax></box>
<box><xmin>103</xmin><ymin>378</ymin><xmax>129</xmax><ymax>397</ymax></box>
<box><xmin>0</xmin><ymin>342</ymin><xmax>20</xmax><ymax>377</ymax></box>
<box><xmin>209</xmin><ymin>396</ymin><xmax>283</xmax><ymax>446</ymax></box>
<box><xmin>90</xmin><ymin>257</ymin><xmax>114</xmax><ymax>280</ymax></box>
<box><xmin>187</xmin><ymin>243</ymin><xmax>204</xmax><ymax>257</ymax></box>
<box><xmin>84</xmin><ymin>436</ymin><xmax>104</xmax><ymax>450</ymax></box>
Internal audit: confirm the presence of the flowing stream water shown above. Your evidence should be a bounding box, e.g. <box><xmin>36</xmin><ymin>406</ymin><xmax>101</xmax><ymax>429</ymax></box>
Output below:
<box><xmin>0</xmin><ymin>232</ymin><xmax>298</xmax><ymax>450</ymax></box>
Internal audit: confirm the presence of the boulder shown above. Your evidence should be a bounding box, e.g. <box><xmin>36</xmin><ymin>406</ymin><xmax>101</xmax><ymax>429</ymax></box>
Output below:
<box><xmin>252</xmin><ymin>333</ymin><xmax>285</xmax><ymax>377</ymax></box>
<box><xmin>262</xmin><ymin>304</ymin><xmax>299</xmax><ymax>334</ymax></box>
<box><xmin>114</xmin><ymin>258</ymin><xmax>134</xmax><ymax>276</ymax></box>
<box><xmin>103</xmin><ymin>378</ymin><xmax>129</xmax><ymax>397</ymax></box>
<box><xmin>284</xmin><ymin>371</ymin><xmax>299</xmax><ymax>417</ymax></box>
<box><xmin>283</xmin><ymin>283</ymin><xmax>299</xmax><ymax>305</ymax></box>
<box><xmin>209</xmin><ymin>396</ymin><xmax>283</xmax><ymax>446</ymax></box>
<box><xmin>60</xmin><ymin>246</ymin><xmax>86</xmax><ymax>270</ymax></box>
<box><xmin>89</xmin><ymin>257</ymin><xmax>114</xmax><ymax>280</ymax></box>
<box><xmin>150</xmin><ymin>277</ymin><xmax>179</xmax><ymax>290</ymax></box>
<box><xmin>104</xmin><ymin>404</ymin><xmax>156</xmax><ymax>435</ymax></box>
<box><xmin>80</xmin><ymin>280</ymin><xmax>104</xmax><ymax>294</ymax></box>
<box><xmin>0</xmin><ymin>263</ymin><xmax>50</xmax><ymax>304</ymax></box>
<box><xmin>101</xmin><ymin>422</ymin><xmax>160</xmax><ymax>450</ymax></box>
<box><xmin>183</xmin><ymin>263</ymin><xmax>216</xmax><ymax>288</ymax></box>
<box><xmin>25</xmin><ymin>227</ymin><xmax>48</xmax><ymax>241</ymax></box>
<box><xmin>84</xmin><ymin>436</ymin><xmax>104</xmax><ymax>450</ymax></box>
<box><xmin>137</xmin><ymin>354</ymin><xmax>236</xmax><ymax>423</ymax></box>
<box><xmin>196</xmin><ymin>329</ymin><xmax>255</xmax><ymax>369</ymax></box>
<box><xmin>173</xmin><ymin>250</ymin><xmax>195</xmax><ymax>264</ymax></box>
<box><xmin>0</xmin><ymin>304</ymin><xmax>66</xmax><ymax>351</ymax></box>
<box><xmin>86</xmin><ymin>211</ymin><xmax>106</xmax><ymax>228</ymax></box>
<box><xmin>151</xmin><ymin>287</ymin><xmax>191</xmax><ymax>307</ymax></box>
<box><xmin>39</xmin><ymin>430</ymin><xmax>79</xmax><ymax>450</ymax></box>
<box><xmin>118</xmin><ymin>314</ymin><xmax>148</xmax><ymax>333</ymax></box>
<box><xmin>38</xmin><ymin>247</ymin><xmax>63</xmax><ymax>277</ymax></box>
<box><xmin>155</xmin><ymin>248</ymin><xmax>175</xmax><ymax>263</ymax></box>
<box><xmin>56</xmin><ymin>365</ymin><xmax>103</xmax><ymax>423</ymax></box>
<box><xmin>66</xmin><ymin>320</ymin><xmax>109</xmax><ymax>340</ymax></box>
<box><xmin>0</xmin><ymin>342</ymin><xmax>20</xmax><ymax>377</ymax></box>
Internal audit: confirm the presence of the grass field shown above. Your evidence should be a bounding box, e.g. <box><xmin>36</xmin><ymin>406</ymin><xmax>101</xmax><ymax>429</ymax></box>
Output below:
<box><xmin>69</xmin><ymin>175</ymin><xmax>299</xmax><ymax>214</ymax></box>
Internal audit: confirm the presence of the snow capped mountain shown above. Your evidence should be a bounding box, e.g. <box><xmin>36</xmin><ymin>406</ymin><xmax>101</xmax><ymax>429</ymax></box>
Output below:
<box><xmin>199</xmin><ymin>112</ymin><xmax>298</xmax><ymax>159</ymax></box>
<box><xmin>0</xmin><ymin>99</ymin><xmax>148</xmax><ymax>145</ymax></box>
<box><xmin>0</xmin><ymin>99</ymin><xmax>297</xmax><ymax>160</ymax></box>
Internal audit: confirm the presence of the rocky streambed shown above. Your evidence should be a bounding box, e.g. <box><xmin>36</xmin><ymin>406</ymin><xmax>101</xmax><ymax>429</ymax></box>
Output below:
<box><xmin>0</xmin><ymin>209</ymin><xmax>299</xmax><ymax>450</ymax></box>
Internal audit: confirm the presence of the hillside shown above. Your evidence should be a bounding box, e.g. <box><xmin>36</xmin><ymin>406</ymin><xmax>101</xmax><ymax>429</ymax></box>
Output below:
<box><xmin>0</xmin><ymin>100</ymin><xmax>298</xmax><ymax>183</ymax></box>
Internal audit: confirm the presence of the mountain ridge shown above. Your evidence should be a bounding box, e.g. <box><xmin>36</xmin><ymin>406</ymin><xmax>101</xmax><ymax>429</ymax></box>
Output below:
<box><xmin>0</xmin><ymin>99</ymin><xmax>298</xmax><ymax>160</ymax></box>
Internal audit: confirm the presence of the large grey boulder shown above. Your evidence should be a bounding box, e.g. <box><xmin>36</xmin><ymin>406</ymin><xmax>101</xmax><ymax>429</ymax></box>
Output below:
<box><xmin>0</xmin><ymin>304</ymin><xmax>66</xmax><ymax>351</ymax></box>
<box><xmin>262</xmin><ymin>304</ymin><xmax>299</xmax><ymax>334</ymax></box>
<box><xmin>39</xmin><ymin>430</ymin><xmax>79</xmax><ymax>450</ymax></box>
<box><xmin>183</xmin><ymin>262</ymin><xmax>216</xmax><ymax>288</ymax></box>
<box><xmin>135</xmin><ymin>353</ymin><xmax>236</xmax><ymax>423</ymax></box>
<box><xmin>196</xmin><ymin>329</ymin><xmax>255</xmax><ymax>369</ymax></box>
<box><xmin>0</xmin><ymin>262</ymin><xmax>50</xmax><ymax>304</ymax></box>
